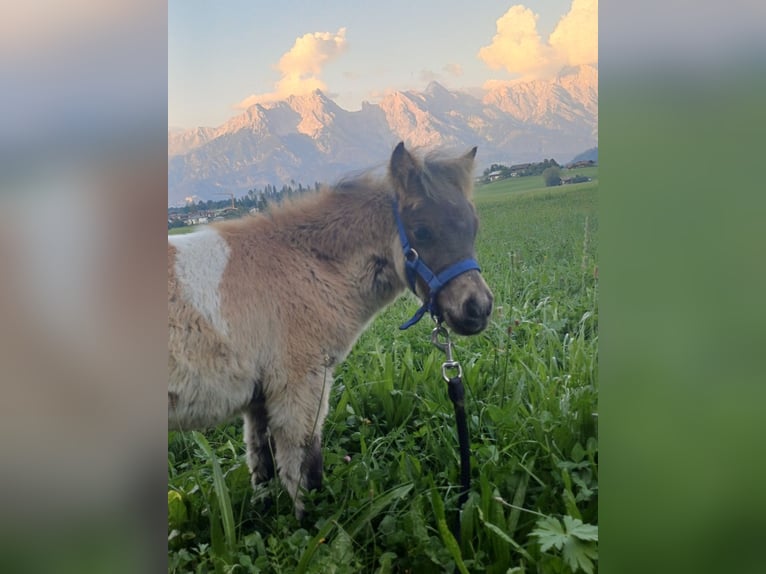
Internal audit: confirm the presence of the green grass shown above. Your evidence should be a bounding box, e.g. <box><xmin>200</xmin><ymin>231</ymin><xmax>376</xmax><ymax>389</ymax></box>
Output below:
<box><xmin>477</xmin><ymin>167</ymin><xmax>598</xmax><ymax>202</ymax></box>
<box><xmin>168</xmin><ymin>172</ymin><xmax>598</xmax><ymax>573</ymax></box>
<box><xmin>169</xmin><ymin>225</ymin><xmax>196</xmax><ymax>235</ymax></box>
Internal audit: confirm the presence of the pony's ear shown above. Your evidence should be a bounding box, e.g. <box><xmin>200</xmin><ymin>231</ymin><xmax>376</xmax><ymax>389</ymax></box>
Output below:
<box><xmin>389</xmin><ymin>142</ymin><xmax>423</xmax><ymax>202</ymax></box>
<box><xmin>459</xmin><ymin>146</ymin><xmax>477</xmax><ymax>171</ymax></box>
<box><xmin>457</xmin><ymin>146</ymin><xmax>478</xmax><ymax>197</ymax></box>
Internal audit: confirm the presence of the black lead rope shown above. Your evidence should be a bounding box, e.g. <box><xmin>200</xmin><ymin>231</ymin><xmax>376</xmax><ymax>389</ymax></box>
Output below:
<box><xmin>447</xmin><ymin>376</ymin><xmax>470</xmax><ymax>511</ymax></box>
<box><xmin>432</xmin><ymin>323</ymin><xmax>470</xmax><ymax>544</ymax></box>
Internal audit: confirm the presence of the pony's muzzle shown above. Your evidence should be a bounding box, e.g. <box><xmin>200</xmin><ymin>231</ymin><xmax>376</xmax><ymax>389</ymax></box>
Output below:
<box><xmin>437</xmin><ymin>271</ymin><xmax>493</xmax><ymax>336</ymax></box>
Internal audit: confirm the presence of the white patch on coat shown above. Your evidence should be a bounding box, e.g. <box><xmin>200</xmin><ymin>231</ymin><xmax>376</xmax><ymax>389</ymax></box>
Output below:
<box><xmin>169</xmin><ymin>227</ymin><xmax>230</xmax><ymax>336</ymax></box>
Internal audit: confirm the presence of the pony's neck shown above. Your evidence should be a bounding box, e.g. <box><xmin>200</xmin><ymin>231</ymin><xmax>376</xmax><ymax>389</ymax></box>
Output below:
<box><xmin>278</xmin><ymin>185</ymin><xmax>408</xmax><ymax>322</ymax></box>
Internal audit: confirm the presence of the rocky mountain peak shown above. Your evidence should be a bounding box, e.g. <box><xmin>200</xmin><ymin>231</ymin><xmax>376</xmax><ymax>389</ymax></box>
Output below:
<box><xmin>168</xmin><ymin>67</ymin><xmax>598</xmax><ymax>205</ymax></box>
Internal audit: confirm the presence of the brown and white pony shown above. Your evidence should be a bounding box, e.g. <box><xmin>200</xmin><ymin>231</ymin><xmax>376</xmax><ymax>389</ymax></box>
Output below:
<box><xmin>168</xmin><ymin>142</ymin><xmax>493</xmax><ymax>517</ymax></box>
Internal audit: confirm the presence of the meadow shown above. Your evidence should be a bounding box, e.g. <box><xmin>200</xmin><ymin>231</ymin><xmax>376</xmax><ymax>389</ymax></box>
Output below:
<box><xmin>168</xmin><ymin>172</ymin><xmax>599</xmax><ymax>573</ymax></box>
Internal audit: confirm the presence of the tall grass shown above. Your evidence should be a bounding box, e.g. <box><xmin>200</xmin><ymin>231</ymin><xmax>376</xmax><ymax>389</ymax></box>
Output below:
<box><xmin>168</xmin><ymin>174</ymin><xmax>598</xmax><ymax>573</ymax></box>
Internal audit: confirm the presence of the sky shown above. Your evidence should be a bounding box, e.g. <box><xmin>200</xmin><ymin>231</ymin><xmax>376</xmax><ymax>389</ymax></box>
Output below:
<box><xmin>169</xmin><ymin>0</ymin><xmax>597</xmax><ymax>129</ymax></box>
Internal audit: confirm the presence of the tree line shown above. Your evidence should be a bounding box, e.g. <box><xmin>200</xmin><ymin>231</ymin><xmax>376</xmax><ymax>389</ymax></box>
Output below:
<box><xmin>168</xmin><ymin>181</ymin><xmax>322</xmax><ymax>226</ymax></box>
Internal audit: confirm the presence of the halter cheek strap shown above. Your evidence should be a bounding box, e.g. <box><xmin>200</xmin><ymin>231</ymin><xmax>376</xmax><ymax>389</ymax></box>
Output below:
<box><xmin>392</xmin><ymin>199</ymin><xmax>482</xmax><ymax>329</ymax></box>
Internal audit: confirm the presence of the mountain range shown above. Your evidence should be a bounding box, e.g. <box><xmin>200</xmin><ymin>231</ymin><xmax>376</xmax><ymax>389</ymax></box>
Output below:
<box><xmin>168</xmin><ymin>65</ymin><xmax>597</xmax><ymax>205</ymax></box>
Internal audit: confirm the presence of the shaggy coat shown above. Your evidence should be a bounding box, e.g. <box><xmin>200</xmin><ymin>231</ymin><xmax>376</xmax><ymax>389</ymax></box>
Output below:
<box><xmin>168</xmin><ymin>143</ymin><xmax>493</xmax><ymax>517</ymax></box>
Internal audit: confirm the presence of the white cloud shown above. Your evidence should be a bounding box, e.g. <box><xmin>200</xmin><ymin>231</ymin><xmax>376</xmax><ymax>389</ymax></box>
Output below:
<box><xmin>478</xmin><ymin>0</ymin><xmax>597</xmax><ymax>83</ymax></box>
<box><xmin>443</xmin><ymin>63</ymin><xmax>464</xmax><ymax>77</ymax></box>
<box><xmin>550</xmin><ymin>0</ymin><xmax>598</xmax><ymax>67</ymax></box>
<box><xmin>418</xmin><ymin>63</ymin><xmax>464</xmax><ymax>85</ymax></box>
<box><xmin>236</xmin><ymin>27</ymin><xmax>347</xmax><ymax>108</ymax></box>
<box><xmin>478</xmin><ymin>6</ymin><xmax>554</xmax><ymax>78</ymax></box>
<box><xmin>419</xmin><ymin>69</ymin><xmax>439</xmax><ymax>83</ymax></box>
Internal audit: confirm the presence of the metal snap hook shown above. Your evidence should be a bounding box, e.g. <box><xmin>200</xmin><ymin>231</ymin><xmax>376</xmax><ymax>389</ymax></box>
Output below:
<box><xmin>441</xmin><ymin>360</ymin><xmax>463</xmax><ymax>382</ymax></box>
<box><xmin>431</xmin><ymin>324</ymin><xmax>462</xmax><ymax>382</ymax></box>
<box><xmin>431</xmin><ymin>324</ymin><xmax>451</xmax><ymax>358</ymax></box>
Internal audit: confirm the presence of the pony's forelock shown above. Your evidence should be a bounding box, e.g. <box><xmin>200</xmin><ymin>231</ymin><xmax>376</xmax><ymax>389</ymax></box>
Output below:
<box><xmin>420</xmin><ymin>149</ymin><xmax>476</xmax><ymax>201</ymax></box>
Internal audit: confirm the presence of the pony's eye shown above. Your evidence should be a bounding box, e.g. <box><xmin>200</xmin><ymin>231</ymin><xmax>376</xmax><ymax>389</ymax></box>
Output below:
<box><xmin>413</xmin><ymin>227</ymin><xmax>433</xmax><ymax>243</ymax></box>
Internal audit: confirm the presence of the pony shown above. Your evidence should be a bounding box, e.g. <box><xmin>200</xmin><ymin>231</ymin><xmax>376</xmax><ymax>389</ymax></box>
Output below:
<box><xmin>168</xmin><ymin>142</ymin><xmax>493</xmax><ymax>518</ymax></box>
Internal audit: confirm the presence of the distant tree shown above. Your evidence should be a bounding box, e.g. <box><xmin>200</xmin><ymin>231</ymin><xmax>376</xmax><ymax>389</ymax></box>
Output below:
<box><xmin>543</xmin><ymin>166</ymin><xmax>562</xmax><ymax>187</ymax></box>
<box><xmin>257</xmin><ymin>194</ymin><xmax>269</xmax><ymax>212</ymax></box>
<box><xmin>168</xmin><ymin>218</ymin><xmax>186</xmax><ymax>230</ymax></box>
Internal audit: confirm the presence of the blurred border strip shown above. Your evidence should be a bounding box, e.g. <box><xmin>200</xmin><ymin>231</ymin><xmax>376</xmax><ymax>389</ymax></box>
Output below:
<box><xmin>0</xmin><ymin>2</ymin><xmax>167</xmax><ymax>573</ymax></box>
<box><xmin>600</xmin><ymin>2</ymin><xmax>766</xmax><ymax>573</ymax></box>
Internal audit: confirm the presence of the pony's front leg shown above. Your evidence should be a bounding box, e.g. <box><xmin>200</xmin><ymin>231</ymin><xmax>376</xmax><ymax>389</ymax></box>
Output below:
<box><xmin>269</xmin><ymin>371</ymin><xmax>331</xmax><ymax>519</ymax></box>
<box><xmin>271</xmin><ymin>425</ymin><xmax>323</xmax><ymax>520</ymax></box>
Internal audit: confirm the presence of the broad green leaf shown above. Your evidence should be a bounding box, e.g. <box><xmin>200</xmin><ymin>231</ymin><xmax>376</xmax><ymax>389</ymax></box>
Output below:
<box><xmin>168</xmin><ymin>490</ymin><xmax>187</xmax><ymax>529</ymax></box>
<box><xmin>562</xmin><ymin>537</ymin><xmax>598</xmax><ymax>574</ymax></box>
<box><xmin>531</xmin><ymin>516</ymin><xmax>567</xmax><ymax>552</ymax></box>
<box><xmin>532</xmin><ymin>515</ymin><xmax>598</xmax><ymax>573</ymax></box>
<box><xmin>563</xmin><ymin>515</ymin><xmax>599</xmax><ymax>542</ymax></box>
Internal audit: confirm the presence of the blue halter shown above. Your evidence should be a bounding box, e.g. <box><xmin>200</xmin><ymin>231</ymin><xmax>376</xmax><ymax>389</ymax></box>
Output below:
<box><xmin>392</xmin><ymin>199</ymin><xmax>482</xmax><ymax>330</ymax></box>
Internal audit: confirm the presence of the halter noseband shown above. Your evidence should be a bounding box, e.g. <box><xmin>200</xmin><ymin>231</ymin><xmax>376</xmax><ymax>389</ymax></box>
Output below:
<box><xmin>392</xmin><ymin>199</ymin><xmax>482</xmax><ymax>329</ymax></box>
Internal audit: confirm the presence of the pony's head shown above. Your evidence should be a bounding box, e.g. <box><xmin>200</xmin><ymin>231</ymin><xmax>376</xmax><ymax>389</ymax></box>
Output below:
<box><xmin>390</xmin><ymin>142</ymin><xmax>493</xmax><ymax>335</ymax></box>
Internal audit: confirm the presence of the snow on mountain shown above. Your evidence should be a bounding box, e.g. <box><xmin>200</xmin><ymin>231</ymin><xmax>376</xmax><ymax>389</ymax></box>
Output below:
<box><xmin>167</xmin><ymin>126</ymin><xmax>218</xmax><ymax>157</ymax></box>
<box><xmin>482</xmin><ymin>65</ymin><xmax>598</xmax><ymax>138</ymax></box>
<box><xmin>168</xmin><ymin>66</ymin><xmax>597</xmax><ymax>205</ymax></box>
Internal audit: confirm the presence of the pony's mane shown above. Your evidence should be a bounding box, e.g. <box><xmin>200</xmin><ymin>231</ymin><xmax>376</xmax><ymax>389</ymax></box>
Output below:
<box><xmin>332</xmin><ymin>162</ymin><xmax>388</xmax><ymax>198</ymax></box>
<box><xmin>217</xmin><ymin>148</ymin><xmax>474</xmax><ymax>233</ymax></box>
<box><xmin>218</xmin><ymin>166</ymin><xmax>388</xmax><ymax>235</ymax></box>
<box><xmin>419</xmin><ymin>149</ymin><xmax>475</xmax><ymax>201</ymax></box>
<box><xmin>332</xmin><ymin>148</ymin><xmax>474</xmax><ymax>201</ymax></box>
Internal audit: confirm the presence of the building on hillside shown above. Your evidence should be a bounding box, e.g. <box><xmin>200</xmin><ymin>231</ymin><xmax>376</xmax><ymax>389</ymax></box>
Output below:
<box><xmin>487</xmin><ymin>170</ymin><xmax>504</xmax><ymax>182</ymax></box>
<box><xmin>509</xmin><ymin>163</ymin><xmax>532</xmax><ymax>176</ymax></box>
<box><xmin>566</xmin><ymin>160</ymin><xmax>596</xmax><ymax>169</ymax></box>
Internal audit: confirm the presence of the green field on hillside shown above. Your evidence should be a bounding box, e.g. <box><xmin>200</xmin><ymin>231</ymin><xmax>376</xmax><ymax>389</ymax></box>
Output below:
<box><xmin>169</xmin><ymin>225</ymin><xmax>195</xmax><ymax>235</ymax></box>
<box><xmin>476</xmin><ymin>166</ymin><xmax>598</xmax><ymax>202</ymax></box>
<box><xmin>168</xmin><ymin>173</ymin><xmax>599</xmax><ymax>573</ymax></box>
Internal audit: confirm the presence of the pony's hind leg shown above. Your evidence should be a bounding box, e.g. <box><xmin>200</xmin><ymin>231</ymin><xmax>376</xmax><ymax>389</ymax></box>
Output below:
<box><xmin>243</xmin><ymin>385</ymin><xmax>276</xmax><ymax>487</ymax></box>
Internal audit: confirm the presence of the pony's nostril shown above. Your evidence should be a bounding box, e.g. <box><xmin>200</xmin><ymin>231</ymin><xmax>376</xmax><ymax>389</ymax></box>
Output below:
<box><xmin>464</xmin><ymin>297</ymin><xmax>483</xmax><ymax>320</ymax></box>
<box><xmin>463</xmin><ymin>294</ymin><xmax>493</xmax><ymax>321</ymax></box>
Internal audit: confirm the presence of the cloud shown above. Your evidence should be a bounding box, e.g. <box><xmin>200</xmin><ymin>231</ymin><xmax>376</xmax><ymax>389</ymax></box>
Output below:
<box><xmin>418</xmin><ymin>63</ymin><xmax>464</xmax><ymax>85</ymax></box>
<box><xmin>443</xmin><ymin>63</ymin><xmax>463</xmax><ymax>77</ymax></box>
<box><xmin>478</xmin><ymin>0</ymin><xmax>597</xmax><ymax>82</ymax></box>
<box><xmin>236</xmin><ymin>27</ymin><xmax>347</xmax><ymax>108</ymax></box>
<box><xmin>419</xmin><ymin>69</ymin><xmax>439</xmax><ymax>83</ymax></box>
<box><xmin>478</xmin><ymin>6</ymin><xmax>554</xmax><ymax>78</ymax></box>
<box><xmin>549</xmin><ymin>0</ymin><xmax>597</xmax><ymax>67</ymax></box>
